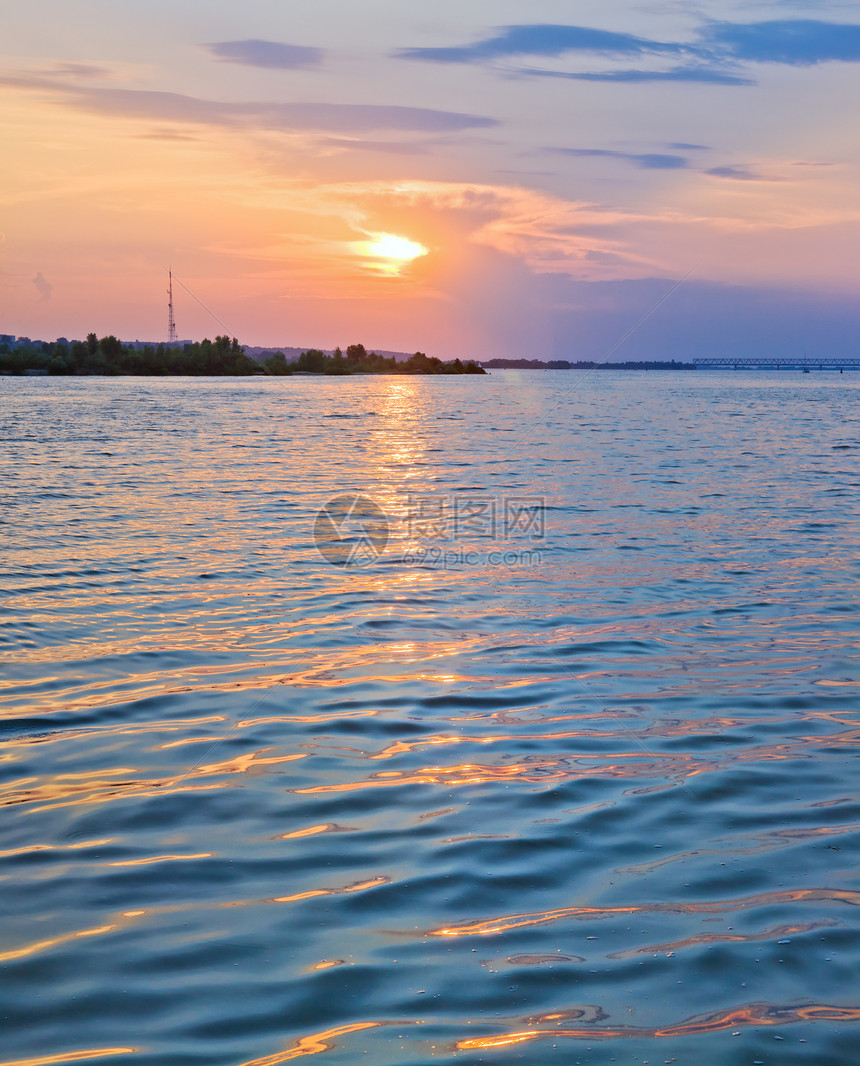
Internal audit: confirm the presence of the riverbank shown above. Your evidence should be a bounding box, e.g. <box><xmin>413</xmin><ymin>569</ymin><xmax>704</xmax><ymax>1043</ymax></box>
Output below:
<box><xmin>0</xmin><ymin>335</ymin><xmax>485</xmax><ymax>376</ymax></box>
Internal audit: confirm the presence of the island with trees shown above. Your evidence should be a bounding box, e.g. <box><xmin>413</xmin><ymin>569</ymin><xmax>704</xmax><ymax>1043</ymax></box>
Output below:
<box><xmin>268</xmin><ymin>344</ymin><xmax>485</xmax><ymax>376</ymax></box>
<box><xmin>0</xmin><ymin>336</ymin><xmax>486</xmax><ymax>376</ymax></box>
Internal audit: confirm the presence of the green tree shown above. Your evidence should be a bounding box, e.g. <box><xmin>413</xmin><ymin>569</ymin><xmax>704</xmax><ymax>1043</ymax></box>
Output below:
<box><xmin>265</xmin><ymin>353</ymin><xmax>290</xmax><ymax>375</ymax></box>
<box><xmin>297</xmin><ymin>348</ymin><xmax>326</xmax><ymax>373</ymax></box>
<box><xmin>98</xmin><ymin>335</ymin><xmax>123</xmax><ymax>358</ymax></box>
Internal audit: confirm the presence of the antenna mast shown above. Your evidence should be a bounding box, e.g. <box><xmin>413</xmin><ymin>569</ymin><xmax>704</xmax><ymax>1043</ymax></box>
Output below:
<box><xmin>167</xmin><ymin>269</ymin><xmax>178</xmax><ymax>344</ymax></box>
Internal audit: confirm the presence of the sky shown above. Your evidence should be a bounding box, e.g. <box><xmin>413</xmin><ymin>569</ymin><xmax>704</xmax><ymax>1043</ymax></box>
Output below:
<box><xmin>2</xmin><ymin>0</ymin><xmax>860</xmax><ymax>359</ymax></box>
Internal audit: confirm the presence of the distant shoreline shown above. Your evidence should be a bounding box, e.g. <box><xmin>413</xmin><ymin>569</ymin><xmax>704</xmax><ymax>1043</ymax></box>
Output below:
<box><xmin>6</xmin><ymin>338</ymin><xmax>854</xmax><ymax>376</ymax></box>
<box><xmin>481</xmin><ymin>358</ymin><xmax>696</xmax><ymax>370</ymax></box>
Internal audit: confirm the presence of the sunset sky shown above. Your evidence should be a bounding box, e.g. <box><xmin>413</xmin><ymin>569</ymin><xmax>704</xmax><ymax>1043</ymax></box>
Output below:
<box><xmin>3</xmin><ymin>1</ymin><xmax>860</xmax><ymax>359</ymax></box>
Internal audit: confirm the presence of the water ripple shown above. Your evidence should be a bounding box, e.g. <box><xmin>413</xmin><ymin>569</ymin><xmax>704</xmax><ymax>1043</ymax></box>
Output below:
<box><xmin>1</xmin><ymin>373</ymin><xmax>858</xmax><ymax>1065</ymax></box>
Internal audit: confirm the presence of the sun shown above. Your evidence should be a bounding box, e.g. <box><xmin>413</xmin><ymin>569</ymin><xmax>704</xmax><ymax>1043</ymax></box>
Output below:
<box><xmin>366</xmin><ymin>234</ymin><xmax>428</xmax><ymax>262</ymax></box>
<box><xmin>353</xmin><ymin>232</ymin><xmax>429</xmax><ymax>277</ymax></box>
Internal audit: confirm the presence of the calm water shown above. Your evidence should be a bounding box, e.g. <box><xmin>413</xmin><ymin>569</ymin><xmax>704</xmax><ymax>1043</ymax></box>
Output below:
<box><xmin>1</xmin><ymin>371</ymin><xmax>858</xmax><ymax>1066</ymax></box>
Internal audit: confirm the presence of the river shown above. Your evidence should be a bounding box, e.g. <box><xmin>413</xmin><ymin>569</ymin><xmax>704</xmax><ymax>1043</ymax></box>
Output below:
<box><xmin>1</xmin><ymin>370</ymin><xmax>858</xmax><ymax>1065</ymax></box>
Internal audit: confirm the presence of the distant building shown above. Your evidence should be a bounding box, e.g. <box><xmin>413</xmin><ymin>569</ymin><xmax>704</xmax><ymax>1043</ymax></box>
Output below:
<box><xmin>24</xmin><ymin>368</ymin><xmax>48</xmax><ymax>376</ymax></box>
<box><xmin>0</xmin><ymin>335</ymin><xmax>15</xmax><ymax>345</ymax></box>
<box><xmin>15</xmin><ymin>337</ymin><xmax>32</xmax><ymax>347</ymax></box>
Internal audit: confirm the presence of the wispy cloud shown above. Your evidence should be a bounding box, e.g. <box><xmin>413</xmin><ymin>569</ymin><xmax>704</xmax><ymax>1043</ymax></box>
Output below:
<box><xmin>396</xmin><ymin>18</ymin><xmax>860</xmax><ymax>86</ymax></box>
<box><xmin>549</xmin><ymin>147</ymin><xmax>798</xmax><ymax>182</ymax></box>
<box><xmin>548</xmin><ymin>148</ymin><xmax>689</xmax><ymax>169</ymax></box>
<box><xmin>701</xmin><ymin>19</ymin><xmax>860</xmax><ymax>65</ymax></box>
<box><xmin>135</xmin><ymin>128</ymin><xmax>204</xmax><ymax>142</ymax></box>
<box><xmin>317</xmin><ymin>137</ymin><xmax>430</xmax><ymax>155</ymax></box>
<box><xmin>522</xmin><ymin>65</ymin><xmax>752</xmax><ymax>85</ymax></box>
<box><xmin>205</xmin><ymin>39</ymin><xmax>323</xmax><ymax>70</ymax></box>
<box><xmin>0</xmin><ymin>75</ymin><xmax>496</xmax><ymax>134</ymax></box>
<box><xmin>255</xmin><ymin>178</ymin><xmax>650</xmax><ymax>287</ymax></box>
<box><xmin>705</xmin><ymin>164</ymin><xmax>785</xmax><ymax>181</ymax></box>
<box><xmin>33</xmin><ymin>271</ymin><xmax>53</xmax><ymax>301</ymax></box>
<box><xmin>395</xmin><ymin>24</ymin><xmax>685</xmax><ymax>63</ymax></box>
<box><xmin>48</xmin><ymin>62</ymin><xmax>113</xmax><ymax>79</ymax></box>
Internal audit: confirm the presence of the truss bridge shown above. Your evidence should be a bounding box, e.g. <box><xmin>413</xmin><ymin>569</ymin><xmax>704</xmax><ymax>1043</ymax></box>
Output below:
<box><xmin>693</xmin><ymin>358</ymin><xmax>860</xmax><ymax>370</ymax></box>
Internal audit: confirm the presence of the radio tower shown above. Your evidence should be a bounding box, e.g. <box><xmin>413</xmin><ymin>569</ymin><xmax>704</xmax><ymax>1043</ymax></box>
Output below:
<box><xmin>167</xmin><ymin>269</ymin><xmax>178</xmax><ymax>344</ymax></box>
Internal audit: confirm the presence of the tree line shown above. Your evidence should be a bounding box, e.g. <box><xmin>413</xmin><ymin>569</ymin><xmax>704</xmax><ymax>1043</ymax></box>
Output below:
<box><xmin>0</xmin><ymin>334</ymin><xmax>251</xmax><ymax>376</ymax></box>
<box><xmin>266</xmin><ymin>344</ymin><xmax>484</xmax><ymax>375</ymax></box>
<box><xmin>0</xmin><ymin>337</ymin><xmax>485</xmax><ymax>376</ymax></box>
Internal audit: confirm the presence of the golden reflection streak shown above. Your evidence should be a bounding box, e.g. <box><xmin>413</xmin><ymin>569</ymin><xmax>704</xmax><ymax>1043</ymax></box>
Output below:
<box><xmin>20</xmin><ymin>634</ymin><xmax>485</xmax><ymax>717</ymax></box>
<box><xmin>235</xmin><ymin>1022</ymin><xmax>382</xmax><ymax>1064</ymax></box>
<box><xmin>0</xmin><ymin>920</ymin><xmax>135</xmax><ymax>963</ymax></box>
<box><xmin>239</xmin><ymin>711</ymin><xmax>378</xmax><ymax>727</ymax></box>
<box><xmin>155</xmin><ymin>737</ymin><xmax>227</xmax><ymax>750</ymax></box>
<box><xmin>21</xmin><ymin>703</ymin><xmax>844</xmax><ymax>764</ymax></box>
<box><xmin>0</xmin><ymin>874</ymin><xmax>391</xmax><ymax>964</ymax></box>
<box><xmin>5</xmin><ymin>751</ymin><xmax>306</xmax><ymax>814</ymax></box>
<box><xmin>357</xmin><ymin>711</ymin><xmax>829</xmax><ymax>759</ymax></box>
<box><xmin>104</xmin><ymin>853</ymin><xmax>213</xmax><ymax>868</ymax></box>
<box><xmin>0</xmin><ymin>1050</ymin><xmax>137</xmax><ymax>1066</ymax></box>
<box><xmin>272</xmin><ymin>876</ymin><xmax>390</xmax><ymax>904</ymax></box>
<box><xmin>365</xmin><ymin>730</ymin><xmax>608</xmax><ymax>760</ymax></box>
<box><xmin>430</xmin><ymin>887</ymin><xmax>860</xmax><ymax>937</ymax></box>
<box><xmin>456</xmin><ymin>1002</ymin><xmax>860</xmax><ymax>1051</ymax></box>
<box><xmin>0</xmin><ymin>716</ymin><xmax>229</xmax><ymax>750</ymax></box>
<box><xmin>294</xmin><ymin>756</ymin><xmax>674</xmax><ymax>795</ymax></box>
<box><xmin>608</xmin><ymin>920</ymin><xmax>836</xmax><ymax>959</ymax></box>
<box><xmin>294</xmin><ymin>724</ymin><xmax>860</xmax><ymax>795</ymax></box>
<box><xmin>24</xmin><ymin>781</ymin><xmax>226</xmax><ymax>814</ymax></box>
<box><xmin>276</xmin><ymin>824</ymin><xmax>353</xmax><ymax>840</ymax></box>
<box><xmin>0</xmin><ymin>839</ymin><xmax>114</xmax><ymax>859</ymax></box>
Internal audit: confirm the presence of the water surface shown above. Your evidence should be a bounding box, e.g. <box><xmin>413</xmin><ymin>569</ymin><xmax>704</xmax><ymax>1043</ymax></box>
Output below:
<box><xmin>1</xmin><ymin>371</ymin><xmax>858</xmax><ymax>1065</ymax></box>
